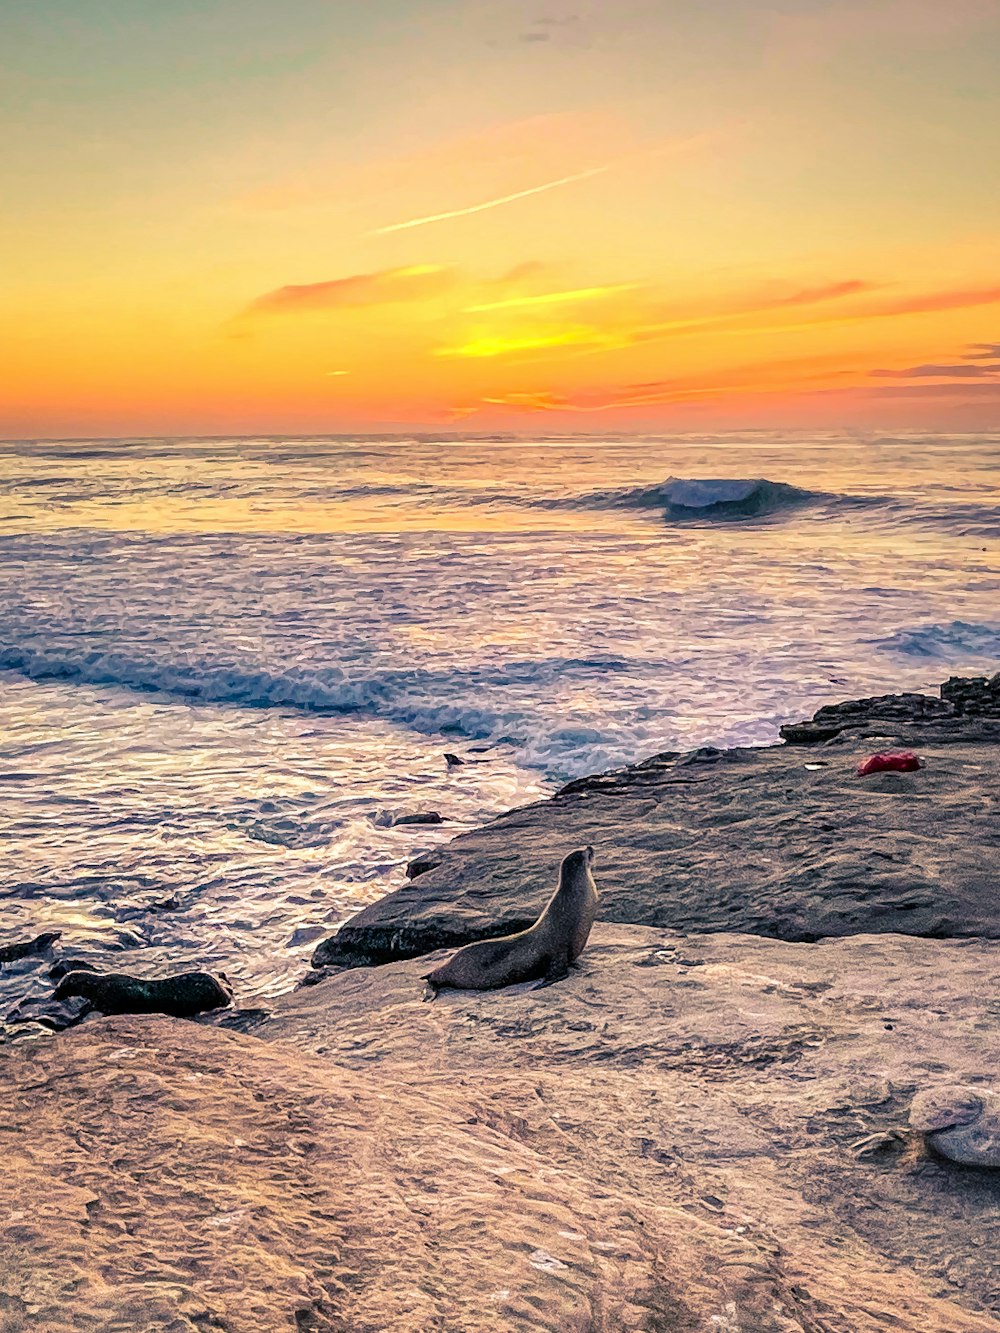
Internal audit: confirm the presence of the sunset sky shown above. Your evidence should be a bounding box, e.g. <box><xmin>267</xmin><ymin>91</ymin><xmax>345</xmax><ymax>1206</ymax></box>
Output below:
<box><xmin>3</xmin><ymin>0</ymin><xmax>1000</xmax><ymax>436</ymax></box>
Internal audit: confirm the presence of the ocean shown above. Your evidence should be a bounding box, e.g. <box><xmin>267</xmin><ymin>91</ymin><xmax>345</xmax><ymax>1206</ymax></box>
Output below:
<box><xmin>1</xmin><ymin>431</ymin><xmax>998</xmax><ymax>1017</ymax></box>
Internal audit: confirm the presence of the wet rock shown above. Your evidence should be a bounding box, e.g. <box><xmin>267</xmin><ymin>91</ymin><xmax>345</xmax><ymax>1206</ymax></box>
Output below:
<box><xmin>311</xmin><ymin>683</ymin><xmax>1000</xmax><ymax>970</ymax></box>
<box><xmin>6</xmin><ymin>992</ymin><xmax>92</xmax><ymax>1032</ymax></box>
<box><xmin>405</xmin><ymin>853</ymin><xmax>442</xmax><ymax>879</ymax></box>
<box><xmin>0</xmin><ymin>932</ymin><xmax>61</xmax><ymax>966</ymax></box>
<box><xmin>212</xmin><ymin>1007</ymin><xmax>271</xmax><ymax>1033</ymax></box>
<box><xmin>779</xmin><ymin>722</ymin><xmax>846</xmax><ymax>744</ymax></box>
<box><xmin>53</xmin><ymin>969</ymin><xmax>233</xmax><ymax>1019</ymax></box>
<box><xmin>942</xmin><ymin>673</ymin><xmax>1000</xmax><ymax>718</ymax></box>
<box><xmin>780</xmin><ymin>691</ymin><xmax>954</xmax><ymax>743</ymax></box>
<box><xmin>392</xmin><ymin>811</ymin><xmax>444</xmax><ymax>826</ymax></box>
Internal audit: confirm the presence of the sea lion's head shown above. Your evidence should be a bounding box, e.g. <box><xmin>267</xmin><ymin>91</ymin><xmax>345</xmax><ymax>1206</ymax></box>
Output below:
<box><xmin>561</xmin><ymin>845</ymin><xmax>595</xmax><ymax>877</ymax></box>
<box><xmin>175</xmin><ymin>972</ymin><xmax>234</xmax><ymax>1011</ymax></box>
<box><xmin>53</xmin><ymin>970</ymin><xmax>105</xmax><ymax>1003</ymax></box>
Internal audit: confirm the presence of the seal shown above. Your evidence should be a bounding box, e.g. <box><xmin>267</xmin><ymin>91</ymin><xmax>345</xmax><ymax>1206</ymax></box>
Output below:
<box><xmin>53</xmin><ymin>969</ymin><xmax>233</xmax><ymax>1019</ymax></box>
<box><xmin>908</xmin><ymin>1084</ymin><xmax>1000</xmax><ymax>1167</ymax></box>
<box><xmin>0</xmin><ymin>931</ymin><xmax>61</xmax><ymax>965</ymax></box>
<box><xmin>422</xmin><ymin>845</ymin><xmax>598</xmax><ymax>993</ymax></box>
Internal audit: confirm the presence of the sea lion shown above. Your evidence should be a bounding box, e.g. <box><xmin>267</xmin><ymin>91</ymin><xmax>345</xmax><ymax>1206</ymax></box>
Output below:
<box><xmin>909</xmin><ymin>1084</ymin><xmax>1000</xmax><ymax>1167</ymax></box>
<box><xmin>422</xmin><ymin>845</ymin><xmax>598</xmax><ymax>993</ymax></box>
<box><xmin>53</xmin><ymin>969</ymin><xmax>233</xmax><ymax>1019</ymax></box>
<box><xmin>0</xmin><ymin>931</ymin><xmax>61</xmax><ymax>965</ymax></box>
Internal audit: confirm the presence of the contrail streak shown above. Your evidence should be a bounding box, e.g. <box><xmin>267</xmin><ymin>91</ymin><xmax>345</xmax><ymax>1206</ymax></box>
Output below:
<box><xmin>372</xmin><ymin>165</ymin><xmax>610</xmax><ymax>234</ymax></box>
<box><xmin>370</xmin><ymin>131</ymin><xmax>722</xmax><ymax>236</ymax></box>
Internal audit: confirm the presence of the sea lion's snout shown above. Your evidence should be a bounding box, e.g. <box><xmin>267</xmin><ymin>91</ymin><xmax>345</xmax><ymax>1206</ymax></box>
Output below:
<box><xmin>569</xmin><ymin>844</ymin><xmax>595</xmax><ymax>869</ymax></box>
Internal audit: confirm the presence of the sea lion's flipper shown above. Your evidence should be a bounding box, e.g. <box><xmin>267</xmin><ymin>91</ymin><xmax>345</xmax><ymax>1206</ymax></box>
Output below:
<box><xmin>533</xmin><ymin>958</ymin><xmax>570</xmax><ymax>990</ymax></box>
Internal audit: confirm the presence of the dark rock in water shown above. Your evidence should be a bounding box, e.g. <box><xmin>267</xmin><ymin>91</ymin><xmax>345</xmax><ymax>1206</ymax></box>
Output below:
<box><xmin>780</xmin><ymin>691</ymin><xmax>955</xmax><ymax>744</ymax></box>
<box><xmin>0</xmin><ymin>932</ymin><xmax>61</xmax><ymax>966</ymax></box>
<box><xmin>310</xmin><ymin>678</ymin><xmax>1000</xmax><ymax>970</ymax></box>
<box><xmin>444</xmin><ymin>752</ymin><xmax>465</xmax><ymax>767</ymax></box>
<box><xmin>53</xmin><ymin>970</ymin><xmax>233</xmax><ymax>1019</ymax></box>
<box><xmin>6</xmin><ymin>992</ymin><xmax>92</xmax><ymax>1032</ymax></box>
<box><xmin>393</xmin><ymin>811</ymin><xmax>444</xmax><ymax>826</ymax></box>
<box><xmin>942</xmin><ymin>673</ymin><xmax>1000</xmax><ymax>718</ymax></box>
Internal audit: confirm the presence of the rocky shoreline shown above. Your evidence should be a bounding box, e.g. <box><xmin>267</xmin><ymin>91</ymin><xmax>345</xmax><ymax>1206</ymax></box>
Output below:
<box><xmin>310</xmin><ymin>673</ymin><xmax>1000</xmax><ymax>972</ymax></box>
<box><xmin>2</xmin><ymin>674</ymin><xmax>1000</xmax><ymax>1330</ymax></box>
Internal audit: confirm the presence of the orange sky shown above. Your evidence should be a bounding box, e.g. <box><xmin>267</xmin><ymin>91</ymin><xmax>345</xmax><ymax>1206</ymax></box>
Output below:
<box><xmin>2</xmin><ymin>0</ymin><xmax>1000</xmax><ymax>436</ymax></box>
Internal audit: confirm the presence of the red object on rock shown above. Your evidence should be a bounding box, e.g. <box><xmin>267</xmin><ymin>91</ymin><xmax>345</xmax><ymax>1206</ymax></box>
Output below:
<box><xmin>856</xmin><ymin>751</ymin><xmax>922</xmax><ymax>777</ymax></box>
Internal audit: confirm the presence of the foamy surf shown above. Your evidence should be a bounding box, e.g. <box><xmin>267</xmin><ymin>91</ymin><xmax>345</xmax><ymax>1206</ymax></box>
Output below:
<box><xmin>1</xmin><ymin>431</ymin><xmax>996</xmax><ymax>1015</ymax></box>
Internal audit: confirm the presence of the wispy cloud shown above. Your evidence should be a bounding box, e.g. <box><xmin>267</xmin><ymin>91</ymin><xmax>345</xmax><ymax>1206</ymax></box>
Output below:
<box><xmin>870</xmin><ymin>286</ymin><xmax>1000</xmax><ymax>319</ymax></box>
<box><xmin>451</xmin><ymin>353</ymin><xmax>859</xmax><ymax>417</ymax></box>
<box><xmin>433</xmin><ymin>277</ymin><xmax>879</xmax><ymax>361</ymax></box>
<box><xmin>464</xmin><ymin>283</ymin><xmax>639</xmax><ymax>314</ymax></box>
<box><xmin>871</xmin><ymin>363</ymin><xmax>1000</xmax><ymax>378</ymax></box>
<box><xmin>869</xmin><ymin>338</ymin><xmax>1000</xmax><ymax>380</ymax></box>
<box><xmin>242</xmin><ymin>265</ymin><xmax>455</xmax><ymax>317</ymax></box>
<box><xmin>873</xmin><ymin>381</ymin><xmax>1000</xmax><ymax>397</ymax></box>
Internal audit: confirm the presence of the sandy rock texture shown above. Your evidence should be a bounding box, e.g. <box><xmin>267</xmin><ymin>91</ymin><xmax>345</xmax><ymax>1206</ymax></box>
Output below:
<box><xmin>314</xmin><ymin>698</ymin><xmax>1000</xmax><ymax>969</ymax></box>
<box><xmin>4</xmin><ymin>925</ymin><xmax>1000</xmax><ymax>1331</ymax></box>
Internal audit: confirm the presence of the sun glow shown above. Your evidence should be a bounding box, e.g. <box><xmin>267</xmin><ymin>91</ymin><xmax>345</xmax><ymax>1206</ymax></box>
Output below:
<box><xmin>3</xmin><ymin>2</ymin><xmax>1000</xmax><ymax>435</ymax></box>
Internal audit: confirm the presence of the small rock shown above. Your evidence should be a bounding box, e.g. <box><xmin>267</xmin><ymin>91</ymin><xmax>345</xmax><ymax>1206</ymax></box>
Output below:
<box><xmin>6</xmin><ymin>993</ymin><xmax>92</xmax><ymax>1032</ymax></box>
<box><xmin>909</xmin><ymin>1085</ymin><xmax>1000</xmax><ymax>1167</ymax></box>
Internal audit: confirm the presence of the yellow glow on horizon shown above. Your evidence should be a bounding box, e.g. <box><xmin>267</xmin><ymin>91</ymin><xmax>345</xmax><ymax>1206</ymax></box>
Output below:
<box><xmin>435</xmin><ymin>326</ymin><xmax>634</xmax><ymax>359</ymax></box>
<box><xmin>464</xmin><ymin>284</ymin><xmax>640</xmax><ymax>314</ymax></box>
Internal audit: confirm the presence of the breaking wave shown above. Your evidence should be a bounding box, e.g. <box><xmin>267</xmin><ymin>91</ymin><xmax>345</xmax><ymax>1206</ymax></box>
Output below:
<box><xmin>0</xmin><ymin>644</ymin><xmax>633</xmax><ymax>756</ymax></box>
<box><xmin>568</xmin><ymin>477</ymin><xmax>826</xmax><ymax>521</ymax></box>
<box><xmin>872</xmin><ymin>621</ymin><xmax>1000</xmax><ymax>661</ymax></box>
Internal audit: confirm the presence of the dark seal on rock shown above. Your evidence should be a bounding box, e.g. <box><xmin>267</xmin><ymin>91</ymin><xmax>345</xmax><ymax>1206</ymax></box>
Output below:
<box><xmin>0</xmin><ymin>932</ymin><xmax>61</xmax><ymax>966</ymax></box>
<box><xmin>423</xmin><ymin>846</ymin><xmax>599</xmax><ymax>993</ymax></box>
<box><xmin>53</xmin><ymin>969</ymin><xmax>233</xmax><ymax>1019</ymax></box>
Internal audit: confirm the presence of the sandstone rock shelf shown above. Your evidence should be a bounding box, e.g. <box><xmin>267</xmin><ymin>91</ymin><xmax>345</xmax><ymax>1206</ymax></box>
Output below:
<box><xmin>5</xmin><ymin>925</ymin><xmax>1000</xmax><ymax>1330</ymax></box>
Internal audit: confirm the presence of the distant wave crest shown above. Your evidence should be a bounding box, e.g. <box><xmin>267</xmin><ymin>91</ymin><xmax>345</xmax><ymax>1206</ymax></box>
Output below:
<box><xmin>572</xmin><ymin>476</ymin><xmax>825</xmax><ymax>521</ymax></box>
<box><xmin>872</xmin><ymin>620</ymin><xmax>1000</xmax><ymax>661</ymax></box>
